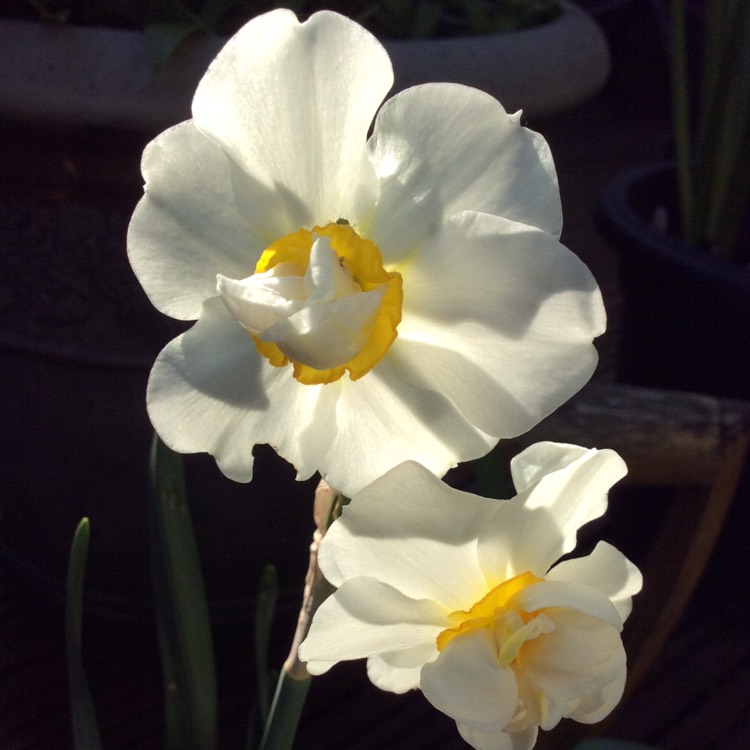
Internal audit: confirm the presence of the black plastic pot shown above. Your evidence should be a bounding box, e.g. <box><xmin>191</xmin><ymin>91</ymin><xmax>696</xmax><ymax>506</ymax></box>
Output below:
<box><xmin>596</xmin><ymin>162</ymin><xmax>750</xmax><ymax>400</ymax></box>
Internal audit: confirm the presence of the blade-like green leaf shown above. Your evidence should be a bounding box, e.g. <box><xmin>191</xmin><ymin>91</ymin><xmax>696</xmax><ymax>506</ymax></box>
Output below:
<box><xmin>65</xmin><ymin>518</ymin><xmax>102</xmax><ymax>750</ymax></box>
<box><xmin>255</xmin><ymin>564</ymin><xmax>279</xmax><ymax>724</ymax></box>
<box><xmin>246</xmin><ymin>564</ymin><xmax>279</xmax><ymax>750</ymax></box>
<box><xmin>150</xmin><ymin>435</ymin><xmax>217</xmax><ymax>750</ymax></box>
<box><xmin>257</xmin><ymin>670</ymin><xmax>311</xmax><ymax>750</ymax></box>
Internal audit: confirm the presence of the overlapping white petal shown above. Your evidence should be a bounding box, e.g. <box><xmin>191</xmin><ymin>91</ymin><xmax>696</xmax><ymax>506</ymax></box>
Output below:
<box><xmin>129</xmin><ymin>9</ymin><xmax>606</xmax><ymax>495</ymax></box>
<box><xmin>390</xmin><ymin>212</ymin><xmax>605</xmax><ymax>439</ymax></box>
<box><xmin>218</xmin><ymin>236</ymin><xmax>385</xmax><ymax>369</ymax></box>
<box><xmin>547</xmin><ymin>541</ymin><xmax>643</xmax><ymax>624</ymax></box>
<box><xmin>147</xmin><ymin>297</ymin><xmax>338</xmax><ymax>482</ymax></box>
<box><xmin>299</xmin><ymin>443</ymin><xmax>642</xmax><ymax>750</ymax></box>
<box><xmin>366</xmin><ymin>83</ymin><xmax>562</xmax><ymax>262</ymax></box>
<box><xmin>458</xmin><ymin>722</ymin><xmax>538</xmax><ymax>750</ymax></box>
<box><xmin>513</xmin><ymin>608</ymin><xmax>626</xmax><ymax>731</ymax></box>
<box><xmin>317</xmin><ymin>460</ymin><xmax>495</xmax><ymax>605</ymax></box>
<box><xmin>421</xmin><ymin>629</ymin><xmax>519</xmax><ymax>733</ymax></box>
<box><xmin>127</xmin><ymin>121</ymin><xmax>261</xmax><ymax>321</ymax></box>
<box><xmin>192</xmin><ymin>9</ymin><xmax>392</xmax><ymax>228</ymax></box>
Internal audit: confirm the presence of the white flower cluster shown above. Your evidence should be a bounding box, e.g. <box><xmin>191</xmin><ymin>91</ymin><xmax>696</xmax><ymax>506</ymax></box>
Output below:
<box><xmin>128</xmin><ymin>10</ymin><xmax>640</xmax><ymax>750</ymax></box>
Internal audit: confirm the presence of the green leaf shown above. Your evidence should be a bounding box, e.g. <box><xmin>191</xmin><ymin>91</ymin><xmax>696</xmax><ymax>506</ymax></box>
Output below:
<box><xmin>65</xmin><ymin>518</ymin><xmax>103</xmax><ymax>750</ymax></box>
<box><xmin>246</xmin><ymin>564</ymin><xmax>279</xmax><ymax>750</ymax></box>
<box><xmin>150</xmin><ymin>435</ymin><xmax>217</xmax><ymax>750</ymax></box>
<box><xmin>257</xmin><ymin>670</ymin><xmax>311</xmax><ymax>750</ymax></box>
<box><xmin>255</xmin><ymin>564</ymin><xmax>279</xmax><ymax>724</ymax></box>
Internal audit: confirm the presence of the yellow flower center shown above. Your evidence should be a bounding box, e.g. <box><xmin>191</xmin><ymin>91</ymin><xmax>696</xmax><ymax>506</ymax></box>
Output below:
<box><xmin>437</xmin><ymin>572</ymin><xmax>552</xmax><ymax>668</ymax></box>
<box><xmin>251</xmin><ymin>223</ymin><xmax>403</xmax><ymax>385</ymax></box>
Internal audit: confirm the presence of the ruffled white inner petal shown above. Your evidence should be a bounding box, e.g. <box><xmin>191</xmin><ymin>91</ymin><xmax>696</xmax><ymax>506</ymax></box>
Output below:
<box><xmin>421</xmin><ymin>629</ymin><xmax>519</xmax><ymax>733</ymax></box>
<box><xmin>218</xmin><ymin>236</ymin><xmax>384</xmax><ymax>369</ymax></box>
<box><xmin>514</xmin><ymin>580</ymin><xmax>623</xmax><ymax>631</ymax></box>
<box><xmin>457</xmin><ymin>722</ymin><xmax>538</xmax><ymax>750</ymax></box>
<box><xmin>567</xmin><ymin>668</ymin><xmax>626</xmax><ymax>724</ymax></box>
<box><xmin>515</xmin><ymin>608</ymin><xmax>626</xmax><ymax>730</ymax></box>
<box><xmin>547</xmin><ymin>541</ymin><xmax>643</xmax><ymax>624</ymax></box>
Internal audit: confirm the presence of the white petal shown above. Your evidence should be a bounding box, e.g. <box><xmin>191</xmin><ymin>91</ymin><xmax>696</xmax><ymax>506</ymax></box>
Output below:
<box><xmin>127</xmin><ymin>121</ymin><xmax>263</xmax><ymax>320</ymax></box>
<box><xmin>514</xmin><ymin>580</ymin><xmax>623</xmax><ymax>630</ymax></box>
<box><xmin>421</xmin><ymin>629</ymin><xmax>518</xmax><ymax>733</ymax></box>
<box><xmin>389</xmin><ymin>211</ymin><xmax>605</xmax><ymax>439</ymax></box>
<box><xmin>510</xmin><ymin>442</ymin><xmax>593</xmax><ymax>493</ymax></box>
<box><xmin>304</xmin><ymin>235</ymin><xmax>360</xmax><ymax>300</ymax></box>
<box><xmin>568</xmin><ymin>668</ymin><xmax>626</xmax><ymax>724</ymax></box>
<box><xmin>298</xmin><ymin>577</ymin><xmax>445</xmax><ymax>676</ymax></box>
<box><xmin>318</xmin><ymin>461</ymin><xmax>496</xmax><ymax>608</ymax></box>
<box><xmin>517</xmin><ymin>609</ymin><xmax>626</xmax><ymax>730</ymax></box>
<box><xmin>146</xmin><ymin>297</ymin><xmax>337</xmax><ymax>482</ymax></box>
<box><xmin>457</xmin><ymin>723</ymin><xmax>538</xmax><ymax>750</ymax></box>
<box><xmin>318</xmin><ymin>359</ymin><xmax>495</xmax><ymax>496</ymax></box>
<box><xmin>192</xmin><ymin>10</ymin><xmax>392</xmax><ymax>228</ymax></box>
<box><xmin>266</xmin><ymin>288</ymin><xmax>384</xmax><ymax>369</ymax></box>
<box><xmin>217</xmin><ymin>273</ymin><xmax>304</xmax><ymax>334</ymax></box>
<box><xmin>367</xmin><ymin>644</ymin><xmax>438</xmax><ymax>694</ymax></box>
<box><xmin>547</xmin><ymin>541</ymin><xmax>643</xmax><ymax>624</ymax></box>
<box><xmin>366</xmin><ymin>83</ymin><xmax>561</xmax><ymax>262</ymax></box>
<box><xmin>520</xmin><ymin>446</ymin><xmax>626</xmax><ymax>556</ymax></box>
<box><xmin>478</xmin><ymin>445</ymin><xmax>627</xmax><ymax>579</ymax></box>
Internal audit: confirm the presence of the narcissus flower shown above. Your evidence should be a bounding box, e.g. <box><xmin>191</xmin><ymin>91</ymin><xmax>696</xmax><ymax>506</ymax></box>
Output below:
<box><xmin>127</xmin><ymin>9</ymin><xmax>605</xmax><ymax>495</ymax></box>
<box><xmin>299</xmin><ymin>443</ymin><xmax>642</xmax><ymax>750</ymax></box>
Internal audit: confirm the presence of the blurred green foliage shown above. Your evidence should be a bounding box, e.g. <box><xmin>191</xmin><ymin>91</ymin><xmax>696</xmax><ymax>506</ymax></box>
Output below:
<box><xmin>13</xmin><ymin>0</ymin><xmax>560</xmax><ymax>40</ymax></box>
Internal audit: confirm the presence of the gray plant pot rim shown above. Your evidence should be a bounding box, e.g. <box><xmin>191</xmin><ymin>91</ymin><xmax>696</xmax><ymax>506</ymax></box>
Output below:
<box><xmin>0</xmin><ymin>1</ymin><xmax>609</xmax><ymax>131</ymax></box>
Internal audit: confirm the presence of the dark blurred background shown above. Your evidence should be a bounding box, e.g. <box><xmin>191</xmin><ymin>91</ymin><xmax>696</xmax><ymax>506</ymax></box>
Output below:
<box><xmin>2</xmin><ymin>2</ymin><xmax>749</xmax><ymax>748</ymax></box>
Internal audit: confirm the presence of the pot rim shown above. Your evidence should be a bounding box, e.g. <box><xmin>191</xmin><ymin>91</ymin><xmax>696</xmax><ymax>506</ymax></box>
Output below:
<box><xmin>596</xmin><ymin>161</ymin><xmax>750</xmax><ymax>309</ymax></box>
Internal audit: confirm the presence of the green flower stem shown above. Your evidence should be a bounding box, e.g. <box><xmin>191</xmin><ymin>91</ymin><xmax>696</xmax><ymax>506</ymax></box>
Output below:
<box><xmin>65</xmin><ymin>518</ymin><xmax>103</xmax><ymax>750</ymax></box>
<box><xmin>258</xmin><ymin>480</ymin><xmax>339</xmax><ymax>750</ymax></box>
<box><xmin>150</xmin><ymin>435</ymin><xmax>217</xmax><ymax>750</ymax></box>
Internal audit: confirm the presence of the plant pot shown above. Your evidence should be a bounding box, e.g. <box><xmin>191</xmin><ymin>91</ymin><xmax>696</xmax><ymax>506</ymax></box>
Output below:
<box><xmin>0</xmin><ymin>201</ymin><xmax>317</xmax><ymax>622</ymax></box>
<box><xmin>0</xmin><ymin>1</ymin><xmax>609</xmax><ymax>132</ymax></box>
<box><xmin>596</xmin><ymin>162</ymin><xmax>750</xmax><ymax>400</ymax></box>
<box><xmin>384</xmin><ymin>1</ymin><xmax>610</xmax><ymax>117</ymax></box>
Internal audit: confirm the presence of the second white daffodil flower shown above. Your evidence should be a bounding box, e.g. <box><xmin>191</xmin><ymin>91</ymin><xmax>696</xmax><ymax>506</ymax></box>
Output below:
<box><xmin>128</xmin><ymin>9</ymin><xmax>605</xmax><ymax>495</ymax></box>
<box><xmin>299</xmin><ymin>443</ymin><xmax>642</xmax><ymax>750</ymax></box>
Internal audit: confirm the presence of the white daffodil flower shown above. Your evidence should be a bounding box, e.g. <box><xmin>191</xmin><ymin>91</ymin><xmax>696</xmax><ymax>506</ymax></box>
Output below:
<box><xmin>299</xmin><ymin>443</ymin><xmax>642</xmax><ymax>750</ymax></box>
<box><xmin>127</xmin><ymin>9</ymin><xmax>606</xmax><ymax>496</ymax></box>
